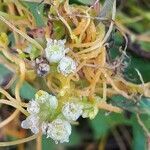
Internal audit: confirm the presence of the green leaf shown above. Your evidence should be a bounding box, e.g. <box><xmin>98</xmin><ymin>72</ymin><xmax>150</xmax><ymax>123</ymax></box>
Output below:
<box><xmin>91</xmin><ymin>111</ymin><xmax>148</xmax><ymax>150</ymax></box>
<box><xmin>42</xmin><ymin>135</ymin><xmax>56</xmax><ymax>150</ymax></box>
<box><xmin>29</xmin><ymin>45</ymin><xmax>41</xmax><ymax>60</ymax></box>
<box><xmin>131</xmin><ymin>116</ymin><xmax>147</xmax><ymax>150</ymax></box>
<box><xmin>91</xmin><ymin>111</ymin><xmax>131</xmax><ymax>139</ymax></box>
<box><xmin>68</xmin><ymin>127</ymin><xmax>81</xmax><ymax>145</ymax></box>
<box><xmin>109</xmin><ymin>31</ymin><xmax>150</xmax><ymax>84</ymax></box>
<box><xmin>22</xmin><ymin>2</ymin><xmax>45</xmax><ymax>27</ymax></box>
<box><xmin>0</xmin><ymin>21</ymin><xmax>8</xmax><ymax>33</ymax></box>
<box><xmin>53</xmin><ymin>21</ymin><xmax>66</xmax><ymax>39</ymax></box>
<box><xmin>124</xmin><ymin>53</ymin><xmax>150</xmax><ymax>83</ymax></box>
<box><xmin>111</xmin><ymin>95</ymin><xmax>150</xmax><ymax>115</ymax></box>
<box><xmin>69</xmin><ymin>0</ymin><xmax>95</xmax><ymax>5</ymax></box>
<box><xmin>0</xmin><ymin>64</ymin><xmax>13</xmax><ymax>86</ymax></box>
<box><xmin>139</xmin><ymin>41</ymin><xmax>150</xmax><ymax>52</ymax></box>
<box><xmin>140</xmin><ymin>114</ymin><xmax>150</xmax><ymax>130</ymax></box>
<box><xmin>0</xmin><ymin>64</ymin><xmax>37</xmax><ymax>100</ymax></box>
<box><xmin>10</xmin><ymin>80</ymin><xmax>37</xmax><ymax>100</ymax></box>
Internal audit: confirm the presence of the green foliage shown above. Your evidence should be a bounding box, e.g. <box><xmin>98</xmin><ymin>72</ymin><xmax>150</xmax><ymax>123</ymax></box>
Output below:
<box><xmin>91</xmin><ymin>111</ymin><xmax>131</xmax><ymax>139</ymax></box>
<box><xmin>53</xmin><ymin>21</ymin><xmax>66</xmax><ymax>39</ymax></box>
<box><xmin>139</xmin><ymin>41</ymin><xmax>150</xmax><ymax>52</ymax></box>
<box><xmin>0</xmin><ymin>64</ymin><xmax>13</xmax><ymax>85</ymax></box>
<box><xmin>124</xmin><ymin>54</ymin><xmax>150</xmax><ymax>83</ymax></box>
<box><xmin>10</xmin><ymin>79</ymin><xmax>37</xmax><ymax>100</ymax></box>
<box><xmin>0</xmin><ymin>61</ymin><xmax>149</xmax><ymax>149</ymax></box>
<box><xmin>42</xmin><ymin>135</ymin><xmax>56</xmax><ymax>150</ymax></box>
<box><xmin>109</xmin><ymin>30</ymin><xmax>150</xmax><ymax>84</ymax></box>
<box><xmin>29</xmin><ymin>45</ymin><xmax>41</xmax><ymax>60</ymax></box>
<box><xmin>111</xmin><ymin>95</ymin><xmax>150</xmax><ymax>115</ymax></box>
<box><xmin>69</xmin><ymin>0</ymin><xmax>95</xmax><ymax>5</ymax></box>
<box><xmin>91</xmin><ymin>111</ymin><xmax>148</xmax><ymax>150</ymax></box>
<box><xmin>22</xmin><ymin>1</ymin><xmax>45</xmax><ymax>27</ymax></box>
<box><xmin>0</xmin><ymin>64</ymin><xmax>37</xmax><ymax>100</ymax></box>
<box><xmin>132</xmin><ymin>116</ymin><xmax>147</xmax><ymax>150</ymax></box>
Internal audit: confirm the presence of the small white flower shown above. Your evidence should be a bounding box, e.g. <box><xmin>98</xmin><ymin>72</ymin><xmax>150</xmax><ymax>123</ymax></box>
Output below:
<box><xmin>47</xmin><ymin>119</ymin><xmax>71</xmax><ymax>144</ymax></box>
<box><xmin>41</xmin><ymin>122</ymin><xmax>48</xmax><ymax>134</ymax></box>
<box><xmin>27</xmin><ymin>100</ymin><xmax>40</xmax><ymax>114</ymax></box>
<box><xmin>35</xmin><ymin>90</ymin><xmax>58</xmax><ymax>110</ymax></box>
<box><xmin>57</xmin><ymin>56</ymin><xmax>77</xmax><ymax>76</ymax></box>
<box><xmin>62</xmin><ymin>102</ymin><xmax>83</xmax><ymax>121</ymax></box>
<box><xmin>21</xmin><ymin>115</ymin><xmax>40</xmax><ymax>134</ymax></box>
<box><xmin>45</xmin><ymin>38</ymin><xmax>69</xmax><ymax>63</ymax></box>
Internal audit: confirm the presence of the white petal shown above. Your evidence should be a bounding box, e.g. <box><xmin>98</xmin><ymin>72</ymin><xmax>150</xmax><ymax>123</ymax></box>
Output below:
<box><xmin>21</xmin><ymin>119</ymin><xmax>31</xmax><ymax>129</ymax></box>
<box><xmin>45</xmin><ymin>38</ymin><xmax>69</xmax><ymax>63</ymax></box>
<box><xmin>21</xmin><ymin>115</ymin><xmax>40</xmax><ymax>134</ymax></box>
<box><xmin>57</xmin><ymin>56</ymin><xmax>77</xmax><ymax>76</ymax></box>
<box><xmin>47</xmin><ymin>119</ymin><xmax>71</xmax><ymax>144</ymax></box>
<box><xmin>62</xmin><ymin>102</ymin><xmax>83</xmax><ymax>121</ymax></box>
<box><xmin>29</xmin><ymin>115</ymin><xmax>39</xmax><ymax>126</ymax></box>
<box><xmin>27</xmin><ymin>100</ymin><xmax>40</xmax><ymax>114</ymax></box>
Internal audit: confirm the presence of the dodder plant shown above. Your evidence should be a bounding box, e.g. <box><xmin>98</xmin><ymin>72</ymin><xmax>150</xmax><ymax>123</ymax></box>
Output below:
<box><xmin>0</xmin><ymin>0</ymin><xmax>149</xmax><ymax>149</ymax></box>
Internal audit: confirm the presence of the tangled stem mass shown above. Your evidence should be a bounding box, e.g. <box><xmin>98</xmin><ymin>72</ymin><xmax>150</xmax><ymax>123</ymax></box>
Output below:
<box><xmin>0</xmin><ymin>0</ymin><xmax>149</xmax><ymax>148</ymax></box>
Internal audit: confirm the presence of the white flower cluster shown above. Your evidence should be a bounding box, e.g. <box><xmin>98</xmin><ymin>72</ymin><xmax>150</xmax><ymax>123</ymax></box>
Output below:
<box><xmin>45</xmin><ymin>38</ymin><xmax>77</xmax><ymax>76</ymax></box>
<box><xmin>21</xmin><ymin>91</ymin><xmax>84</xmax><ymax>144</ymax></box>
<box><xmin>21</xmin><ymin>91</ymin><xmax>58</xmax><ymax>135</ymax></box>
<box><xmin>44</xmin><ymin>102</ymin><xmax>83</xmax><ymax>143</ymax></box>
<box><xmin>21</xmin><ymin>90</ymin><xmax>98</xmax><ymax>144</ymax></box>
